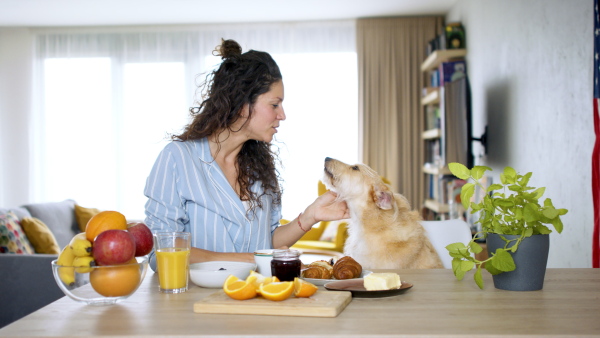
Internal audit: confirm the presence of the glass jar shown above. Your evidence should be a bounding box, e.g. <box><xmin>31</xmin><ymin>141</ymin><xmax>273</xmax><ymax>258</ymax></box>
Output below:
<box><xmin>270</xmin><ymin>249</ymin><xmax>301</xmax><ymax>281</ymax></box>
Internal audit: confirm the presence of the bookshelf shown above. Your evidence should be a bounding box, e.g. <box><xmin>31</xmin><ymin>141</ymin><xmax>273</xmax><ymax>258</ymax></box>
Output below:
<box><xmin>421</xmin><ymin>48</ymin><xmax>469</xmax><ymax>220</ymax></box>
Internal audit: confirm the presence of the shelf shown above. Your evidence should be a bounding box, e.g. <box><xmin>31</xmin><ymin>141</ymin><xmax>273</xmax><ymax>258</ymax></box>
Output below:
<box><xmin>422</xmin><ymin>128</ymin><xmax>441</xmax><ymax>140</ymax></box>
<box><xmin>424</xmin><ymin>199</ymin><xmax>449</xmax><ymax>213</ymax></box>
<box><xmin>421</xmin><ymin>89</ymin><xmax>440</xmax><ymax>105</ymax></box>
<box><xmin>422</xmin><ymin>165</ymin><xmax>451</xmax><ymax>175</ymax></box>
<box><xmin>420</xmin><ymin>49</ymin><xmax>467</xmax><ymax>72</ymax></box>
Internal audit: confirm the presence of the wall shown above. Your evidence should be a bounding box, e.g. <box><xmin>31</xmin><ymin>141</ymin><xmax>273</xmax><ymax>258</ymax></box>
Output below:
<box><xmin>447</xmin><ymin>0</ymin><xmax>593</xmax><ymax>267</ymax></box>
<box><xmin>0</xmin><ymin>28</ymin><xmax>34</xmax><ymax>207</ymax></box>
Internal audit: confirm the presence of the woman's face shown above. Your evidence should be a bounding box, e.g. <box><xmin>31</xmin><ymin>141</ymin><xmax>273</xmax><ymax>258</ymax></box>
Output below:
<box><xmin>241</xmin><ymin>80</ymin><xmax>285</xmax><ymax>143</ymax></box>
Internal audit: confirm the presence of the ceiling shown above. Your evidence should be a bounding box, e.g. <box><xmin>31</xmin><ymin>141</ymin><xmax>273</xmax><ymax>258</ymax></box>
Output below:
<box><xmin>0</xmin><ymin>0</ymin><xmax>457</xmax><ymax>27</ymax></box>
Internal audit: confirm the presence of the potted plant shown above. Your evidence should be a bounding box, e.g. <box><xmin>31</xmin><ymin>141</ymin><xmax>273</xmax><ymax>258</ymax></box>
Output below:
<box><xmin>445</xmin><ymin>163</ymin><xmax>568</xmax><ymax>290</ymax></box>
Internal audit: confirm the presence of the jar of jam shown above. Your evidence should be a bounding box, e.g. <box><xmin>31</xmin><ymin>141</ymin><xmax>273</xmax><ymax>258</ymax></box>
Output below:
<box><xmin>270</xmin><ymin>249</ymin><xmax>301</xmax><ymax>281</ymax></box>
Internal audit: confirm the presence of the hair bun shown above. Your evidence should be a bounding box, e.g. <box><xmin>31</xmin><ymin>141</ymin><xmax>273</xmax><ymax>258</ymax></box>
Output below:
<box><xmin>215</xmin><ymin>39</ymin><xmax>242</xmax><ymax>59</ymax></box>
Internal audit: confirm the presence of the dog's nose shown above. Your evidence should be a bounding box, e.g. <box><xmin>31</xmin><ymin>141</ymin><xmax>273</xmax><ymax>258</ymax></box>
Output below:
<box><xmin>325</xmin><ymin>157</ymin><xmax>332</xmax><ymax>162</ymax></box>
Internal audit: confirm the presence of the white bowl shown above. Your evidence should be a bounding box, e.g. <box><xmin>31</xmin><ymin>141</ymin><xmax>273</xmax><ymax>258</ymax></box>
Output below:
<box><xmin>189</xmin><ymin>261</ymin><xmax>257</xmax><ymax>288</ymax></box>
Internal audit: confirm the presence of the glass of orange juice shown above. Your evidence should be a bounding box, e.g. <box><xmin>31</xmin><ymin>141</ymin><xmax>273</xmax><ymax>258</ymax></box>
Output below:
<box><xmin>154</xmin><ymin>232</ymin><xmax>191</xmax><ymax>293</ymax></box>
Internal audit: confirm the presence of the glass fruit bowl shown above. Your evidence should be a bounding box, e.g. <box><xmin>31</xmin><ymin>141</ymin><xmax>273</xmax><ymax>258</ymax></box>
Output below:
<box><xmin>51</xmin><ymin>256</ymin><xmax>148</xmax><ymax>305</ymax></box>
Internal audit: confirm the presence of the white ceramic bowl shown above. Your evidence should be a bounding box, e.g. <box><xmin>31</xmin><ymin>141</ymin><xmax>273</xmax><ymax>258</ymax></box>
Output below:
<box><xmin>189</xmin><ymin>261</ymin><xmax>257</xmax><ymax>288</ymax></box>
<box><xmin>51</xmin><ymin>256</ymin><xmax>148</xmax><ymax>305</ymax></box>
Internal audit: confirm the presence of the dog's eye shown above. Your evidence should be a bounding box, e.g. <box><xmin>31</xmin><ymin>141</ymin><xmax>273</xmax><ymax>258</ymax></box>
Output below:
<box><xmin>351</xmin><ymin>166</ymin><xmax>359</xmax><ymax>171</ymax></box>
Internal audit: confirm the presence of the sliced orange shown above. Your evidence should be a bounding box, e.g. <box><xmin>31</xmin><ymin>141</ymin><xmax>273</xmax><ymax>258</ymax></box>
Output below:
<box><xmin>293</xmin><ymin>277</ymin><xmax>318</xmax><ymax>298</ymax></box>
<box><xmin>223</xmin><ymin>275</ymin><xmax>257</xmax><ymax>300</ymax></box>
<box><xmin>246</xmin><ymin>271</ymin><xmax>280</xmax><ymax>294</ymax></box>
<box><xmin>259</xmin><ymin>281</ymin><xmax>294</xmax><ymax>301</ymax></box>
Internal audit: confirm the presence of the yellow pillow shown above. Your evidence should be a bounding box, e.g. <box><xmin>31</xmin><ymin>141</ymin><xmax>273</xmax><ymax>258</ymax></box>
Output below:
<box><xmin>74</xmin><ymin>204</ymin><xmax>102</xmax><ymax>232</ymax></box>
<box><xmin>20</xmin><ymin>217</ymin><xmax>60</xmax><ymax>254</ymax></box>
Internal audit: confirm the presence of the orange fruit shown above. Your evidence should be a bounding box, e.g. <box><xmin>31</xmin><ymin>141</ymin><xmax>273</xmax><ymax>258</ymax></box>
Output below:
<box><xmin>246</xmin><ymin>271</ymin><xmax>280</xmax><ymax>294</ymax></box>
<box><xmin>90</xmin><ymin>259</ymin><xmax>141</xmax><ymax>297</ymax></box>
<box><xmin>85</xmin><ymin>211</ymin><xmax>127</xmax><ymax>242</ymax></box>
<box><xmin>293</xmin><ymin>277</ymin><xmax>318</xmax><ymax>298</ymax></box>
<box><xmin>259</xmin><ymin>281</ymin><xmax>294</xmax><ymax>301</ymax></box>
<box><xmin>223</xmin><ymin>275</ymin><xmax>257</xmax><ymax>300</ymax></box>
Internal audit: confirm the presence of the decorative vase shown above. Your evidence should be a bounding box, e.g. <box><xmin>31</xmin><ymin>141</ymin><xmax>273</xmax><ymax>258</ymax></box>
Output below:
<box><xmin>486</xmin><ymin>233</ymin><xmax>549</xmax><ymax>291</ymax></box>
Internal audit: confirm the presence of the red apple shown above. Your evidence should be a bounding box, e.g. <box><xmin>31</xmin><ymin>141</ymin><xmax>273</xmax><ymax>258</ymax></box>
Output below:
<box><xmin>92</xmin><ymin>229</ymin><xmax>136</xmax><ymax>266</ymax></box>
<box><xmin>127</xmin><ymin>222</ymin><xmax>154</xmax><ymax>257</ymax></box>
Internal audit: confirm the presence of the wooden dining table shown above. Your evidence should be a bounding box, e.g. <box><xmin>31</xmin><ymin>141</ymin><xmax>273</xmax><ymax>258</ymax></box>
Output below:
<box><xmin>1</xmin><ymin>268</ymin><xmax>599</xmax><ymax>337</ymax></box>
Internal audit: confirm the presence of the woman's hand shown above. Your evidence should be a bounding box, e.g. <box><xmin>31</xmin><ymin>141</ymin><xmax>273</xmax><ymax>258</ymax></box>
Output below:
<box><xmin>303</xmin><ymin>191</ymin><xmax>349</xmax><ymax>226</ymax></box>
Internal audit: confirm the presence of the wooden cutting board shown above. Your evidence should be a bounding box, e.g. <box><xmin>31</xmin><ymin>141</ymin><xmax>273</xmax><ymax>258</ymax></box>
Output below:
<box><xmin>193</xmin><ymin>290</ymin><xmax>352</xmax><ymax>317</ymax></box>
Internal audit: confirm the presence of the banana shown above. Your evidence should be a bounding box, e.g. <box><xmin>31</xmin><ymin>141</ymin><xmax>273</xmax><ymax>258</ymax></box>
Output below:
<box><xmin>69</xmin><ymin>232</ymin><xmax>93</xmax><ymax>257</ymax></box>
<box><xmin>56</xmin><ymin>245</ymin><xmax>76</xmax><ymax>286</ymax></box>
<box><xmin>73</xmin><ymin>255</ymin><xmax>95</xmax><ymax>273</ymax></box>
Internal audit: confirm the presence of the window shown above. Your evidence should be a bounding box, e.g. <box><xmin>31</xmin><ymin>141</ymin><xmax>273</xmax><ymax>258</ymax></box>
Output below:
<box><xmin>35</xmin><ymin>22</ymin><xmax>357</xmax><ymax>220</ymax></box>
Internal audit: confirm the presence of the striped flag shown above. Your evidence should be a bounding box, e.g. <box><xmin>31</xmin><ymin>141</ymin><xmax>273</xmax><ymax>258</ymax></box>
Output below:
<box><xmin>593</xmin><ymin>0</ymin><xmax>600</xmax><ymax>268</ymax></box>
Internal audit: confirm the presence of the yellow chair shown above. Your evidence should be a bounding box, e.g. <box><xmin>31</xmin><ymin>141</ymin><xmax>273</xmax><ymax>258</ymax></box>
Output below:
<box><xmin>285</xmin><ymin>181</ymin><xmax>349</xmax><ymax>253</ymax></box>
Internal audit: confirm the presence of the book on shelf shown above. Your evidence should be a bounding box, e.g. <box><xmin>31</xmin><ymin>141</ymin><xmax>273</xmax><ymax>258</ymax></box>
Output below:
<box><xmin>439</xmin><ymin>60</ymin><xmax>467</xmax><ymax>86</ymax></box>
<box><xmin>425</xmin><ymin>105</ymin><xmax>440</xmax><ymax>130</ymax></box>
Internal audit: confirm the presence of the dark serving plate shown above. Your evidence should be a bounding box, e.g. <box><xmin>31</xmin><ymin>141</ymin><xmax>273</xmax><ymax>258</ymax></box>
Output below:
<box><xmin>324</xmin><ymin>279</ymin><xmax>413</xmax><ymax>298</ymax></box>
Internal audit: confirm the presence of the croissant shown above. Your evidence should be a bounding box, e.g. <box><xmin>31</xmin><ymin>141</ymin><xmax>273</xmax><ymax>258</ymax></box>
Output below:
<box><xmin>302</xmin><ymin>260</ymin><xmax>333</xmax><ymax>279</ymax></box>
<box><xmin>332</xmin><ymin>256</ymin><xmax>362</xmax><ymax>280</ymax></box>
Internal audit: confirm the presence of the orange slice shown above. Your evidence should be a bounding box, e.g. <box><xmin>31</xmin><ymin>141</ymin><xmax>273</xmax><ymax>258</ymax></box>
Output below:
<box><xmin>246</xmin><ymin>271</ymin><xmax>280</xmax><ymax>294</ymax></box>
<box><xmin>259</xmin><ymin>281</ymin><xmax>294</xmax><ymax>301</ymax></box>
<box><xmin>293</xmin><ymin>277</ymin><xmax>318</xmax><ymax>298</ymax></box>
<box><xmin>223</xmin><ymin>275</ymin><xmax>257</xmax><ymax>300</ymax></box>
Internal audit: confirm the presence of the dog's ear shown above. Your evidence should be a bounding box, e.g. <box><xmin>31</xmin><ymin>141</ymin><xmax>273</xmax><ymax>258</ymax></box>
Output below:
<box><xmin>372</xmin><ymin>184</ymin><xmax>394</xmax><ymax>210</ymax></box>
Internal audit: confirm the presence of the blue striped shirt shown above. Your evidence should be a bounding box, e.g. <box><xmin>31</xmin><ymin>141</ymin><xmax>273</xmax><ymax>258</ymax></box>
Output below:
<box><xmin>144</xmin><ymin>138</ymin><xmax>280</xmax><ymax>269</ymax></box>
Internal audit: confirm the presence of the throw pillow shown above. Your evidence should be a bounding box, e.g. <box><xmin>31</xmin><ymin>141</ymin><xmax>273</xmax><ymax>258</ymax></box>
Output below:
<box><xmin>74</xmin><ymin>204</ymin><xmax>102</xmax><ymax>232</ymax></box>
<box><xmin>20</xmin><ymin>217</ymin><xmax>61</xmax><ymax>254</ymax></box>
<box><xmin>0</xmin><ymin>211</ymin><xmax>34</xmax><ymax>254</ymax></box>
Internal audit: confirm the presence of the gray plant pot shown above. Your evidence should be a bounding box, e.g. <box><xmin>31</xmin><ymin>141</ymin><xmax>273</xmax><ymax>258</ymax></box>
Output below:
<box><xmin>486</xmin><ymin>233</ymin><xmax>549</xmax><ymax>291</ymax></box>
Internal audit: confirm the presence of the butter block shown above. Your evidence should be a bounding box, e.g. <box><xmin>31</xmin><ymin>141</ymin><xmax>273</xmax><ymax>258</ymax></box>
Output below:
<box><xmin>363</xmin><ymin>273</ymin><xmax>401</xmax><ymax>291</ymax></box>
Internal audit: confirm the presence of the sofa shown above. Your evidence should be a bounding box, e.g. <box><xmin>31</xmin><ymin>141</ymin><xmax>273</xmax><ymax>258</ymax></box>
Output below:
<box><xmin>0</xmin><ymin>199</ymin><xmax>97</xmax><ymax>328</ymax></box>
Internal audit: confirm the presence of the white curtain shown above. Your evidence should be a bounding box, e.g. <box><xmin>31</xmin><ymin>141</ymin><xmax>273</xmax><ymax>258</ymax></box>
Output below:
<box><xmin>33</xmin><ymin>21</ymin><xmax>357</xmax><ymax>220</ymax></box>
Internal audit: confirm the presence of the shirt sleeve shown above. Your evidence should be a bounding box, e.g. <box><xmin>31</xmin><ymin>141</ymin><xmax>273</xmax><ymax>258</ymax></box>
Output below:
<box><xmin>143</xmin><ymin>144</ymin><xmax>188</xmax><ymax>270</ymax></box>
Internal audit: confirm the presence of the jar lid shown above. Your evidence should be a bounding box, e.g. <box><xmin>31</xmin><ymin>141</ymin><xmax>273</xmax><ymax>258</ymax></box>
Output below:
<box><xmin>272</xmin><ymin>249</ymin><xmax>301</xmax><ymax>259</ymax></box>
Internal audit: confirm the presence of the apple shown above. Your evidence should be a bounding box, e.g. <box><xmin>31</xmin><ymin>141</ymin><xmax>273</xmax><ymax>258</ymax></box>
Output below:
<box><xmin>93</xmin><ymin>229</ymin><xmax>136</xmax><ymax>266</ymax></box>
<box><xmin>127</xmin><ymin>222</ymin><xmax>154</xmax><ymax>257</ymax></box>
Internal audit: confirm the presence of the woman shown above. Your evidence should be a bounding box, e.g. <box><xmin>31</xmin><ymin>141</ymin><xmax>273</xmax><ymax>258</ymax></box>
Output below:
<box><xmin>144</xmin><ymin>39</ymin><xmax>349</xmax><ymax>270</ymax></box>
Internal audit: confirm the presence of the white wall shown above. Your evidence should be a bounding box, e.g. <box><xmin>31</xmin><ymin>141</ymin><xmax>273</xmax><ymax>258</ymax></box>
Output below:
<box><xmin>0</xmin><ymin>28</ymin><xmax>34</xmax><ymax>207</ymax></box>
<box><xmin>447</xmin><ymin>0</ymin><xmax>593</xmax><ymax>267</ymax></box>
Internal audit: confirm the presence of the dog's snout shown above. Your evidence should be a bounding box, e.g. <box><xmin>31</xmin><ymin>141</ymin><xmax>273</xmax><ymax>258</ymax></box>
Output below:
<box><xmin>325</xmin><ymin>157</ymin><xmax>332</xmax><ymax>163</ymax></box>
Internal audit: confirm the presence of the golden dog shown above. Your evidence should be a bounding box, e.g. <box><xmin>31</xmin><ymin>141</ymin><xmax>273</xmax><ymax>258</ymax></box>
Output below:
<box><xmin>322</xmin><ymin>157</ymin><xmax>443</xmax><ymax>269</ymax></box>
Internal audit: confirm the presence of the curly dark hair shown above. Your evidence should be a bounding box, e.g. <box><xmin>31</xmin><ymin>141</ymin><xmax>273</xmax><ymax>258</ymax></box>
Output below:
<box><xmin>174</xmin><ymin>39</ymin><xmax>283</xmax><ymax>211</ymax></box>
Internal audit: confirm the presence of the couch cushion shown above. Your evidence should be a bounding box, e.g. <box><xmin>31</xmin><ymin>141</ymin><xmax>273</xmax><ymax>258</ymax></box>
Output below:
<box><xmin>74</xmin><ymin>204</ymin><xmax>102</xmax><ymax>232</ymax></box>
<box><xmin>22</xmin><ymin>200</ymin><xmax>78</xmax><ymax>249</ymax></box>
<box><xmin>0</xmin><ymin>211</ymin><xmax>35</xmax><ymax>254</ymax></box>
<box><xmin>20</xmin><ymin>217</ymin><xmax>61</xmax><ymax>254</ymax></box>
<box><xmin>0</xmin><ymin>207</ymin><xmax>32</xmax><ymax>220</ymax></box>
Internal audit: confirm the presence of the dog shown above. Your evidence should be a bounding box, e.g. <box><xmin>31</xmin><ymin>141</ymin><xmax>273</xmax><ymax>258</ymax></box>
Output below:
<box><xmin>322</xmin><ymin>157</ymin><xmax>443</xmax><ymax>269</ymax></box>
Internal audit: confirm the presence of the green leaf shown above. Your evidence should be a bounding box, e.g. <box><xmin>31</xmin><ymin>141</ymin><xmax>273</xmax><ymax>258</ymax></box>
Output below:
<box><xmin>508</xmin><ymin>184</ymin><xmax>522</xmax><ymax>192</ymax></box>
<box><xmin>491</xmin><ymin>249</ymin><xmax>516</xmax><ymax>272</ymax></box>
<box><xmin>552</xmin><ymin>217</ymin><xmax>564</xmax><ymax>234</ymax></box>
<box><xmin>542</xmin><ymin>207</ymin><xmax>559</xmax><ymax>219</ymax></box>
<box><xmin>469</xmin><ymin>241</ymin><xmax>483</xmax><ymax>254</ymax></box>
<box><xmin>485</xmin><ymin>259</ymin><xmax>503</xmax><ymax>275</ymax></box>
<box><xmin>532</xmin><ymin>187</ymin><xmax>545</xmax><ymax>200</ymax></box>
<box><xmin>461</xmin><ymin>183</ymin><xmax>475</xmax><ymax>210</ymax></box>
<box><xmin>487</xmin><ymin>184</ymin><xmax>503</xmax><ymax>192</ymax></box>
<box><xmin>449</xmin><ymin>162</ymin><xmax>470</xmax><ymax>180</ymax></box>
<box><xmin>460</xmin><ymin>260</ymin><xmax>475</xmax><ymax>271</ymax></box>
<box><xmin>523</xmin><ymin>203</ymin><xmax>540</xmax><ymax>222</ymax></box>
<box><xmin>474</xmin><ymin>268</ymin><xmax>484</xmax><ymax>289</ymax></box>
<box><xmin>471</xmin><ymin>166</ymin><xmax>491</xmax><ymax>180</ymax></box>
<box><xmin>452</xmin><ymin>258</ymin><xmax>466</xmax><ymax>280</ymax></box>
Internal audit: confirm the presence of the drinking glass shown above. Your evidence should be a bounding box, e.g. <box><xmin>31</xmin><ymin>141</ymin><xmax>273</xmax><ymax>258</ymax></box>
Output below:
<box><xmin>154</xmin><ymin>232</ymin><xmax>191</xmax><ymax>293</ymax></box>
